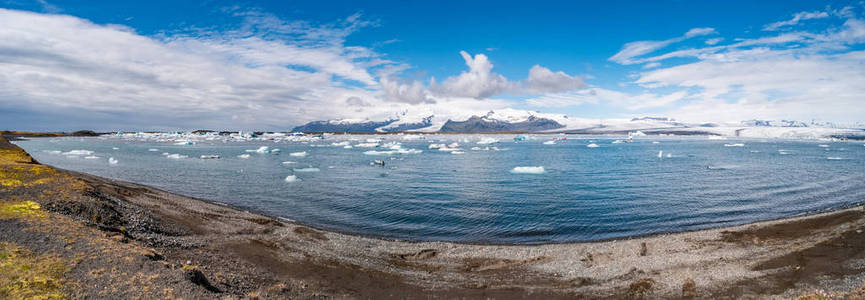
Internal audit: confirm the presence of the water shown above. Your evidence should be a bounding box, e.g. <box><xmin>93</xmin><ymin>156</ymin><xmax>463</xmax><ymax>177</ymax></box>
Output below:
<box><xmin>14</xmin><ymin>135</ymin><xmax>865</xmax><ymax>244</ymax></box>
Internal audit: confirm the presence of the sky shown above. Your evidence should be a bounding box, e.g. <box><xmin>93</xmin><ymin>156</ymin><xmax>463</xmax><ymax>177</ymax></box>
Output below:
<box><xmin>1</xmin><ymin>0</ymin><xmax>864</xmax><ymax>131</ymax></box>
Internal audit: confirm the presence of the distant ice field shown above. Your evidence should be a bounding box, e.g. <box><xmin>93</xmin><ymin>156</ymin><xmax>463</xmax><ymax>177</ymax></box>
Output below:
<box><xmin>15</xmin><ymin>134</ymin><xmax>865</xmax><ymax>244</ymax></box>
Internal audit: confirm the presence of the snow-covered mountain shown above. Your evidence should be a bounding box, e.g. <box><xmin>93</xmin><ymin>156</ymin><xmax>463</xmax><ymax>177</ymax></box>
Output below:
<box><xmin>291</xmin><ymin>110</ymin><xmax>865</xmax><ymax>139</ymax></box>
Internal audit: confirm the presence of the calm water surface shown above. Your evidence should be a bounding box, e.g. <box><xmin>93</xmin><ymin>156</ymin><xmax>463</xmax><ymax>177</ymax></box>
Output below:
<box><xmin>15</xmin><ymin>135</ymin><xmax>865</xmax><ymax>244</ymax></box>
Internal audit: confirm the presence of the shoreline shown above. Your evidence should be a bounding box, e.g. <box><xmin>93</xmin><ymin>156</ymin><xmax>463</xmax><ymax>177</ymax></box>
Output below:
<box><xmin>3</xmin><ymin>136</ymin><xmax>865</xmax><ymax>298</ymax></box>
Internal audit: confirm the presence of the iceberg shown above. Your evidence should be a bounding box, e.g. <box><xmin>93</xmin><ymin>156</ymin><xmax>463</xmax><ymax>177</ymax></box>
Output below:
<box><xmin>44</xmin><ymin>150</ymin><xmax>62</xmax><ymax>155</ymax></box>
<box><xmin>112</xmin><ymin>147</ymin><xmax>119</xmax><ymax>150</ymax></box>
<box><xmin>510</xmin><ymin>166</ymin><xmax>546</xmax><ymax>174</ymax></box>
<box><xmin>200</xmin><ymin>155</ymin><xmax>220</xmax><ymax>159</ymax></box>
<box><xmin>355</xmin><ymin>143</ymin><xmax>379</xmax><ymax>148</ymax></box>
<box><xmin>708</xmin><ymin>136</ymin><xmax>727</xmax><ymax>140</ymax></box>
<box><xmin>477</xmin><ymin>137</ymin><xmax>499</xmax><ymax>145</ymax></box>
<box><xmin>284</xmin><ymin>175</ymin><xmax>300</xmax><ymax>183</ymax></box>
<box><xmin>724</xmin><ymin>143</ymin><xmax>745</xmax><ymax>147</ymax></box>
<box><xmin>658</xmin><ymin>150</ymin><xmax>663</xmax><ymax>158</ymax></box>
<box><xmin>148</xmin><ymin>148</ymin><xmax>159</xmax><ymax>152</ymax></box>
<box><xmin>63</xmin><ymin>150</ymin><xmax>94</xmax><ymax>156</ymax></box>
<box><xmin>543</xmin><ymin>141</ymin><xmax>556</xmax><ymax>145</ymax></box>
<box><xmin>343</xmin><ymin>145</ymin><xmax>353</xmax><ymax>149</ymax></box>
<box><xmin>246</xmin><ymin>146</ymin><xmax>270</xmax><ymax>153</ymax></box>
<box><xmin>451</xmin><ymin>151</ymin><xmax>465</xmax><ymax>154</ymax></box>
<box><xmin>166</xmin><ymin>153</ymin><xmax>187</xmax><ymax>159</ymax></box>
<box><xmin>108</xmin><ymin>157</ymin><xmax>118</xmax><ymax>165</ymax></box>
<box><xmin>586</xmin><ymin>143</ymin><xmax>599</xmax><ymax>148</ymax></box>
<box><xmin>827</xmin><ymin>157</ymin><xmax>845</xmax><ymax>160</ymax></box>
<box><xmin>84</xmin><ymin>155</ymin><xmax>100</xmax><ymax>159</ymax></box>
<box><xmin>652</xmin><ymin>141</ymin><xmax>660</xmax><ymax>144</ymax></box>
<box><xmin>293</xmin><ymin>167</ymin><xmax>320</xmax><ymax>172</ymax></box>
<box><xmin>289</xmin><ymin>151</ymin><xmax>308</xmax><ymax>157</ymax></box>
<box><xmin>281</xmin><ymin>161</ymin><xmax>297</xmax><ymax>165</ymax></box>
<box><xmin>331</xmin><ymin>141</ymin><xmax>350</xmax><ymax>147</ymax></box>
<box><xmin>237</xmin><ymin>154</ymin><xmax>251</xmax><ymax>159</ymax></box>
<box><xmin>174</xmin><ymin>141</ymin><xmax>195</xmax><ymax>145</ymax></box>
<box><xmin>428</xmin><ymin>143</ymin><xmax>445</xmax><ymax>149</ymax></box>
<box><xmin>818</xmin><ymin>144</ymin><xmax>830</xmax><ymax>148</ymax></box>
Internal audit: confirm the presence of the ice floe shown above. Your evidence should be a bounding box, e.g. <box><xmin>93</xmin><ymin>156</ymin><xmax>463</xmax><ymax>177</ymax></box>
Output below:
<box><xmin>148</xmin><ymin>148</ymin><xmax>159</xmax><ymax>152</ymax></box>
<box><xmin>108</xmin><ymin>157</ymin><xmax>118</xmax><ymax>165</ymax></box>
<box><xmin>200</xmin><ymin>155</ymin><xmax>220</xmax><ymax>159</ymax></box>
<box><xmin>543</xmin><ymin>141</ymin><xmax>556</xmax><ymax>145</ymax></box>
<box><xmin>246</xmin><ymin>146</ymin><xmax>270</xmax><ymax>153</ymax></box>
<box><xmin>293</xmin><ymin>167</ymin><xmax>320</xmax><ymax>172</ymax></box>
<box><xmin>284</xmin><ymin>175</ymin><xmax>300</xmax><ymax>183</ymax></box>
<box><xmin>586</xmin><ymin>143</ymin><xmax>599</xmax><ymax>148</ymax></box>
<box><xmin>84</xmin><ymin>155</ymin><xmax>100</xmax><ymax>159</ymax></box>
<box><xmin>237</xmin><ymin>154</ymin><xmax>251</xmax><ymax>159</ymax></box>
<box><xmin>724</xmin><ymin>143</ymin><xmax>745</xmax><ymax>147</ymax></box>
<box><xmin>818</xmin><ymin>144</ymin><xmax>830</xmax><ymax>148</ymax></box>
<box><xmin>477</xmin><ymin>137</ymin><xmax>499</xmax><ymax>145</ymax></box>
<box><xmin>355</xmin><ymin>143</ymin><xmax>379</xmax><ymax>148</ymax></box>
<box><xmin>331</xmin><ymin>141</ymin><xmax>350</xmax><ymax>147</ymax></box>
<box><xmin>281</xmin><ymin>161</ymin><xmax>297</xmax><ymax>165</ymax></box>
<box><xmin>510</xmin><ymin>166</ymin><xmax>546</xmax><ymax>174</ymax></box>
<box><xmin>289</xmin><ymin>151</ymin><xmax>308</xmax><ymax>157</ymax></box>
<box><xmin>63</xmin><ymin>150</ymin><xmax>94</xmax><ymax>156</ymax></box>
<box><xmin>827</xmin><ymin>157</ymin><xmax>846</xmax><ymax>160</ymax></box>
<box><xmin>165</xmin><ymin>154</ymin><xmax>188</xmax><ymax>159</ymax></box>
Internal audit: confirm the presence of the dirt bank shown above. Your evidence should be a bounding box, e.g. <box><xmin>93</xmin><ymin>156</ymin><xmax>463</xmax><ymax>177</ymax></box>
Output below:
<box><xmin>2</xmin><ymin>136</ymin><xmax>865</xmax><ymax>299</ymax></box>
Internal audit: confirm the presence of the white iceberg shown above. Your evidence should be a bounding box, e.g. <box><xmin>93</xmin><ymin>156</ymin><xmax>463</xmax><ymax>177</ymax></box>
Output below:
<box><xmin>200</xmin><ymin>155</ymin><xmax>220</xmax><ymax>159</ymax></box>
<box><xmin>724</xmin><ymin>143</ymin><xmax>745</xmax><ymax>147</ymax></box>
<box><xmin>451</xmin><ymin>151</ymin><xmax>465</xmax><ymax>154</ymax></box>
<box><xmin>281</xmin><ymin>161</ymin><xmax>297</xmax><ymax>165</ymax></box>
<box><xmin>284</xmin><ymin>175</ymin><xmax>300</xmax><ymax>183</ymax></box>
<box><xmin>84</xmin><ymin>155</ymin><xmax>100</xmax><ymax>159</ymax></box>
<box><xmin>166</xmin><ymin>153</ymin><xmax>187</xmax><ymax>159</ymax></box>
<box><xmin>510</xmin><ymin>166</ymin><xmax>546</xmax><ymax>174</ymax></box>
<box><xmin>543</xmin><ymin>141</ymin><xmax>556</xmax><ymax>145</ymax></box>
<box><xmin>44</xmin><ymin>150</ymin><xmax>62</xmax><ymax>155</ymax></box>
<box><xmin>331</xmin><ymin>141</ymin><xmax>350</xmax><ymax>147</ymax></box>
<box><xmin>289</xmin><ymin>151</ymin><xmax>308</xmax><ymax>157</ymax></box>
<box><xmin>355</xmin><ymin>143</ymin><xmax>379</xmax><ymax>148</ymax></box>
<box><xmin>428</xmin><ymin>143</ymin><xmax>445</xmax><ymax>149</ymax></box>
<box><xmin>477</xmin><ymin>137</ymin><xmax>499</xmax><ymax>145</ymax></box>
<box><xmin>112</xmin><ymin>147</ymin><xmax>119</xmax><ymax>150</ymax></box>
<box><xmin>818</xmin><ymin>144</ymin><xmax>830</xmax><ymax>148</ymax></box>
<box><xmin>63</xmin><ymin>150</ymin><xmax>94</xmax><ymax>156</ymax></box>
<box><xmin>343</xmin><ymin>145</ymin><xmax>353</xmax><ymax>149</ymax></box>
<box><xmin>293</xmin><ymin>167</ymin><xmax>320</xmax><ymax>172</ymax></box>
<box><xmin>246</xmin><ymin>146</ymin><xmax>270</xmax><ymax>153</ymax></box>
<box><xmin>237</xmin><ymin>154</ymin><xmax>251</xmax><ymax>159</ymax></box>
<box><xmin>586</xmin><ymin>143</ymin><xmax>599</xmax><ymax>148</ymax></box>
<box><xmin>108</xmin><ymin>157</ymin><xmax>118</xmax><ymax>165</ymax></box>
<box><xmin>148</xmin><ymin>148</ymin><xmax>159</xmax><ymax>152</ymax></box>
<box><xmin>827</xmin><ymin>157</ymin><xmax>845</xmax><ymax>160</ymax></box>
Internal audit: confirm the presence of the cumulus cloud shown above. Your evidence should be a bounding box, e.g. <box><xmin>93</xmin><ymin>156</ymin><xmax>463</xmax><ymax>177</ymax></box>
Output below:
<box><xmin>431</xmin><ymin>51</ymin><xmax>514</xmax><ymax>99</ymax></box>
<box><xmin>380</xmin><ymin>78</ymin><xmax>433</xmax><ymax>104</ymax></box>
<box><xmin>763</xmin><ymin>10</ymin><xmax>830</xmax><ymax>31</ymax></box>
<box><xmin>523</xmin><ymin>65</ymin><xmax>587</xmax><ymax>93</ymax></box>
<box><xmin>609</xmin><ymin>27</ymin><xmax>716</xmax><ymax>65</ymax></box>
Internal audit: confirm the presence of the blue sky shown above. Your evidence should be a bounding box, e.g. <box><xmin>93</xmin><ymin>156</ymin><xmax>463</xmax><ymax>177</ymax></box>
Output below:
<box><xmin>1</xmin><ymin>0</ymin><xmax>864</xmax><ymax>130</ymax></box>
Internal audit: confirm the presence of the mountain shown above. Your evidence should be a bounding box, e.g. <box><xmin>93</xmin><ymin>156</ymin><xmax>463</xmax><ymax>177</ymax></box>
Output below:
<box><xmin>291</xmin><ymin>110</ymin><xmax>865</xmax><ymax>139</ymax></box>
<box><xmin>439</xmin><ymin>115</ymin><xmax>563</xmax><ymax>132</ymax></box>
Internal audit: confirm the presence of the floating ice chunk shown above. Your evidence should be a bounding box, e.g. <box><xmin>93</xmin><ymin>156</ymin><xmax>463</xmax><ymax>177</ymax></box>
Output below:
<box><xmin>84</xmin><ymin>155</ymin><xmax>100</xmax><ymax>159</ymax></box>
<box><xmin>612</xmin><ymin>140</ymin><xmax>624</xmax><ymax>144</ymax></box>
<box><xmin>364</xmin><ymin>150</ymin><xmax>392</xmax><ymax>155</ymax></box>
<box><xmin>631</xmin><ymin>131</ymin><xmax>647</xmax><ymax>136</ymax></box>
<box><xmin>174</xmin><ymin>141</ymin><xmax>195</xmax><ymax>145</ymax></box>
<box><xmin>451</xmin><ymin>151</ymin><xmax>465</xmax><ymax>154</ymax></box>
<box><xmin>778</xmin><ymin>150</ymin><xmax>791</xmax><ymax>155</ymax></box>
<box><xmin>166</xmin><ymin>153</ymin><xmax>187</xmax><ymax>159</ymax></box>
<box><xmin>448</xmin><ymin>142</ymin><xmax>460</xmax><ymax>148</ymax></box>
<box><xmin>237</xmin><ymin>154</ymin><xmax>251</xmax><ymax>159</ymax></box>
<box><xmin>364</xmin><ymin>148</ymin><xmax>422</xmax><ymax>155</ymax></box>
<box><xmin>43</xmin><ymin>150</ymin><xmax>62</xmax><ymax>155</ymax></box>
<box><xmin>513</xmin><ymin>135</ymin><xmax>529</xmax><ymax>141</ymax></box>
<box><xmin>724</xmin><ymin>143</ymin><xmax>745</xmax><ymax>147</ymax></box>
<box><xmin>63</xmin><ymin>150</ymin><xmax>94</xmax><ymax>156</ymax></box>
<box><xmin>652</xmin><ymin>141</ymin><xmax>660</xmax><ymax>144</ymax></box>
<box><xmin>477</xmin><ymin>137</ymin><xmax>499</xmax><ymax>145</ymax></box>
<box><xmin>284</xmin><ymin>175</ymin><xmax>300</xmax><ymax>183</ymax></box>
<box><xmin>246</xmin><ymin>146</ymin><xmax>270</xmax><ymax>153</ymax></box>
<box><xmin>289</xmin><ymin>151</ymin><xmax>308</xmax><ymax>157</ymax></box>
<box><xmin>818</xmin><ymin>144</ymin><xmax>830</xmax><ymax>148</ymax></box>
<box><xmin>281</xmin><ymin>161</ymin><xmax>297</xmax><ymax>165</ymax></box>
<box><xmin>293</xmin><ymin>167</ymin><xmax>320</xmax><ymax>172</ymax></box>
<box><xmin>270</xmin><ymin>149</ymin><xmax>281</xmax><ymax>154</ymax></box>
<box><xmin>343</xmin><ymin>145</ymin><xmax>353</xmax><ymax>149</ymax></box>
<box><xmin>200</xmin><ymin>155</ymin><xmax>220</xmax><ymax>159</ymax></box>
<box><xmin>543</xmin><ymin>141</ymin><xmax>556</xmax><ymax>145</ymax></box>
<box><xmin>708</xmin><ymin>136</ymin><xmax>727</xmax><ymax>140</ymax></box>
<box><xmin>750</xmin><ymin>150</ymin><xmax>761</xmax><ymax>153</ymax></box>
<box><xmin>586</xmin><ymin>143</ymin><xmax>599</xmax><ymax>148</ymax></box>
<box><xmin>827</xmin><ymin>157</ymin><xmax>845</xmax><ymax>160</ymax></box>
<box><xmin>470</xmin><ymin>147</ymin><xmax>482</xmax><ymax>151</ymax></box>
<box><xmin>148</xmin><ymin>148</ymin><xmax>159</xmax><ymax>152</ymax></box>
<box><xmin>510</xmin><ymin>166</ymin><xmax>545</xmax><ymax>174</ymax></box>
<box><xmin>108</xmin><ymin>157</ymin><xmax>118</xmax><ymax>165</ymax></box>
<box><xmin>366</xmin><ymin>138</ymin><xmax>382</xmax><ymax>143</ymax></box>
<box><xmin>331</xmin><ymin>141</ymin><xmax>350</xmax><ymax>146</ymax></box>
<box><xmin>428</xmin><ymin>143</ymin><xmax>445</xmax><ymax>149</ymax></box>
<box><xmin>370</xmin><ymin>160</ymin><xmax>385</xmax><ymax>166</ymax></box>
<box><xmin>355</xmin><ymin>143</ymin><xmax>379</xmax><ymax>148</ymax></box>
<box><xmin>112</xmin><ymin>147</ymin><xmax>119</xmax><ymax>150</ymax></box>
<box><xmin>658</xmin><ymin>150</ymin><xmax>663</xmax><ymax>158</ymax></box>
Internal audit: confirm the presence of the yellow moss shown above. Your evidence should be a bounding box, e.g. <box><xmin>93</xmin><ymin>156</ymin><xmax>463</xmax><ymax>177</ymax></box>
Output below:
<box><xmin>1</xmin><ymin>179</ymin><xmax>23</xmax><ymax>187</ymax></box>
<box><xmin>0</xmin><ymin>201</ymin><xmax>47</xmax><ymax>220</ymax></box>
<box><xmin>0</xmin><ymin>150</ymin><xmax>32</xmax><ymax>165</ymax></box>
<box><xmin>0</xmin><ymin>242</ymin><xmax>68</xmax><ymax>300</ymax></box>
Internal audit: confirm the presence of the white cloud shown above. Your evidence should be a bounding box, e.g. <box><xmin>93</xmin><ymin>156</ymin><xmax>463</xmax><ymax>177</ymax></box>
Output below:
<box><xmin>523</xmin><ymin>65</ymin><xmax>587</xmax><ymax>93</ymax></box>
<box><xmin>526</xmin><ymin>88</ymin><xmax>687</xmax><ymax>110</ymax></box>
<box><xmin>431</xmin><ymin>51</ymin><xmax>514</xmax><ymax>99</ymax></box>
<box><xmin>763</xmin><ymin>10</ymin><xmax>830</xmax><ymax>31</ymax></box>
<box><xmin>380</xmin><ymin>78</ymin><xmax>433</xmax><ymax>104</ymax></box>
<box><xmin>609</xmin><ymin>27</ymin><xmax>716</xmax><ymax>64</ymax></box>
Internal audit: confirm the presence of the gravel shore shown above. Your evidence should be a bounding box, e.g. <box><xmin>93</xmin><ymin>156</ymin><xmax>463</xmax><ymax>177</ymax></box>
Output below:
<box><xmin>3</xmin><ymin>136</ymin><xmax>865</xmax><ymax>299</ymax></box>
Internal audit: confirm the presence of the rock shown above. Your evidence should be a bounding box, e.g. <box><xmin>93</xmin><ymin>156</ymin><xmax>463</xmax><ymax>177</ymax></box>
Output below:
<box><xmin>639</xmin><ymin>242</ymin><xmax>648</xmax><ymax>256</ymax></box>
<box><xmin>627</xmin><ymin>278</ymin><xmax>655</xmax><ymax>299</ymax></box>
<box><xmin>183</xmin><ymin>266</ymin><xmax>221</xmax><ymax>293</ymax></box>
<box><xmin>682</xmin><ymin>278</ymin><xmax>697</xmax><ymax>298</ymax></box>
